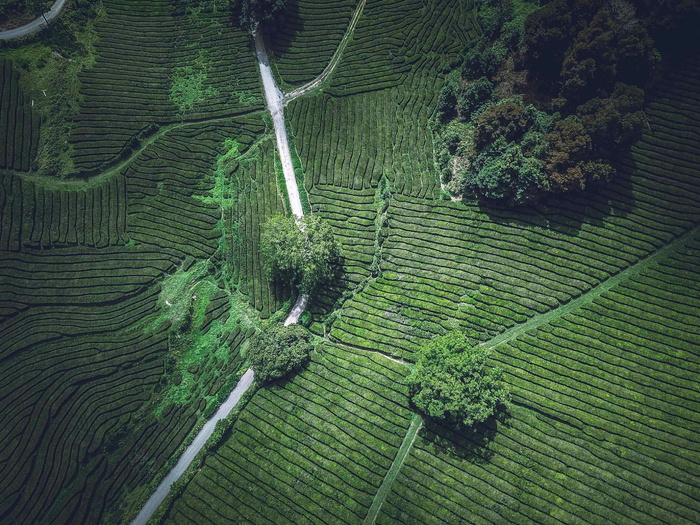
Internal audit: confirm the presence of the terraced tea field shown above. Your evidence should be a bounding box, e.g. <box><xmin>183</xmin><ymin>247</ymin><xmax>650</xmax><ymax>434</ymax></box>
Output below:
<box><xmin>1</xmin><ymin>0</ymin><xmax>699</xmax><ymax>523</ymax></box>
<box><xmin>0</xmin><ymin>58</ymin><xmax>40</xmax><ymax>171</ymax></box>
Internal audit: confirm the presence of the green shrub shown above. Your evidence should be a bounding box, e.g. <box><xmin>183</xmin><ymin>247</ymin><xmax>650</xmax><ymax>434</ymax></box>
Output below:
<box><xmin>249</xmin><ymin>323</ymin><xmax>315</xmax><ymax>384</ymax></box>
<box><xmin>458</xmin><ymin>76</ymin><xmax>495</xmax><ymax>121</ymax></box>
<box><xmin>260</xmin><ymin>214</ymin><xmax>342</xmax><ymax>294</ymax></box>
<box><xmin>407</xmin><ymin>331</ymin><xmax>510</xmax><ymax>428</ymax></box>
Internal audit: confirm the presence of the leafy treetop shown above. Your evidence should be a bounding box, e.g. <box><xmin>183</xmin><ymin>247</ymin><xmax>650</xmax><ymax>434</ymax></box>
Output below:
<box><xmin>435</xmin><ymin>0</ymin><xmax>696</xmax><ymax>206</ymax></box>
<box><xmin>248</xmin><ymin>322</ymin><xmax>315</xmax><ymax>385</ymax></box>
<box><xmin>407</xmin><ymin>331</ymin><xmax>510</xmax><ymax>429</ymax></box>
<box><xmin>261</xmin><ymin>214</ymin><xmax>342</xmax><ymax>295</ymax></box>
<box><xmin>229</xmin><ymin>0</ymin><xmax>287</xmax><ymax>29</ymax></box>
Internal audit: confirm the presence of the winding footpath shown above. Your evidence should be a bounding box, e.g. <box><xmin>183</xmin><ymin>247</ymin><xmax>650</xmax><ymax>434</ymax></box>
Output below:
<box><xmin>130</xmin><ymin>370</ymin><xmax>254</xmax><ymax>525</ymax></box>
<box><xmin>131</xmin><ymin>26</ymin><xmax>324</xmax><ymax>525</ymax></box>
<box><xmin>0</xmin><ymin>0</ymin><xmax>67</xmax><ymax>40</ymax></box>
<box><xmin>284</xmin><ymin>0</ymin><xmax>367</xmax><ymax>103</ymax></box>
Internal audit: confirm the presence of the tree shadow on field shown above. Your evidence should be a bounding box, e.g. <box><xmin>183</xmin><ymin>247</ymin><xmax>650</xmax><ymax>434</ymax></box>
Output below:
<box><xmin>468</xmin><ymin>150</ymin><xmax>638</xmax><ymax>239</ymax></box>
<box><xmin>419</xmin><ymin>409</ymin><xmax>512</xmax><ymax>465</ymax></box>
<box><xmin>262</xmin><ymin>0</ymin><xmax>302</xmax><ymax>56</ymax></box>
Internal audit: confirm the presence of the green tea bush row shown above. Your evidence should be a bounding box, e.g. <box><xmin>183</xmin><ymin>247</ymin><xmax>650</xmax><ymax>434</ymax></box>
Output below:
<box><xmin>0</xmin><ymin>58</ymin><xmax>40</xmax><ymax>171</ymax></box>
<box><xmin>267</xmin><ymin>0</ymin><xmax>356</xmax><ymax>87</ymax></box>
<box><xmin>379</xmin><ymin>236</ymin><xmax>700</xmax><ymax>525</ymax></box>
<box><xmin>289</xmin><ymin>74</ymin><xmax>440</xmax><ymax>199</ymax></box>
<box><xmin>165</xmin><ymin>344</ymin><xmax>412</xmax><ymax>524</ymax></box>
<box><xmin>69</xmin><ymin>0</ymin><xmax>262</xmax><ymax>172</ymax></box>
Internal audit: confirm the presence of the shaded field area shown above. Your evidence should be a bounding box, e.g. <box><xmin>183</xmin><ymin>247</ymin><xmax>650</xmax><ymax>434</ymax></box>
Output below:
<box><xmin>161</xmin><ymin>344</ymin><xmax>412</xmax><ymax>524</ymax></box>
<box><xmin>266</xmin><ymin>0</ymin><xmax>357</xmax><ymax>87</ymax></box>
<box><xmin>328</xmin><ymin>50</ymin><xmax>700</xmax><ymax>361</ymax></box>
<box><xmin>379</xmin><ymin>234</ymin><xmax>700</xmax><ymax>525</ymax></box>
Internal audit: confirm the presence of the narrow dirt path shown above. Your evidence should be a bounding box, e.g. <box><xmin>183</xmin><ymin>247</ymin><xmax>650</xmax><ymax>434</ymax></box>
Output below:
<box><xmin>284</xmin><ymin>0</ymin><xmax>367</xmax><ymax>102</ymax></box>
<box><xmin>254</xmin><ymin>31</ymin><xmax>305</xmax><ymax>219</ymax></box>
<box><xmin>130</xmin><ymin>369</ymin><xmax>255</xmax><ymax>525</ymax></box>
<box><xmin>364</xmin><ymin>413</ymin><xmax>423</xmax><ymax>524</ymax></box>
<box><xmin>133</xmin><ymin>11</ymin><xmax>363</xmax><ymax>522</ymax></box>
<box><xmin>0</xmin><ymin>0</ymin><xmax>67</xmax><ymax>40</ymax></box>
<box><xmin>254</xmin><ymin>29</ymin><xmax>311</xmax><ymax>323</ymax></box>
<box><xmin>482</xmin><ymin>225</ymin><xmax>700</xmax><ymax>350</ymax></box>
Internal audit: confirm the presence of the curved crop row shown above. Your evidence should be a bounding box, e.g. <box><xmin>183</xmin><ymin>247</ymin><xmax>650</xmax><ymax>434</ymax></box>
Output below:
<box><xmin>328</xmin><ymin>53</ymin><xmax>700</xmax><ymax>360</ymax></box>
<box><xmin>69</xmin><ymin>0</ymin><xmax>262</xmax><ymax>172</ymax></box>
<box><xmin>307</xmin><ymin>184</ymin><xmax>377</xmax><ymax>315</ymax></box>
<box><xmin>162</xmin><ymin>344</ymin><xmax>412</xmax><ymax>524</ymax></box>
<box><xmin>326</xmin><ymin>0</ymin><xmax>476</xmax><ymax>97</ymax></box>
<box><xmin>226</xmin><ymin>138</ymin><xmax>289</xmax><ymax>317</ymax></box>
<box><xmin>0</xmin><ymin>58</ymin><xmax>40</xmax><ymax>171</ymax></box>
<box><xmin>379</xmin><ymin>236</ymin><xmax>700</xmax><ymax>525</ymax></box>
<box><xmin>266</xmin><ymin>0</ymin><xmax>357</xmax><ymax>87</ymax></box>
<box><xmin>289</xmin><ymin>73</ymin><xmax>440</xmax><ymax>199</ymax></box>
<box><xmin>0</xmin><ymin>172</ymin><xmax>128</xmax><ymax>251</ymax></box>
<box><xmin>0</xmin><ymin>108</ymin><xmax>266</xmax><ymax>524</ymax></box>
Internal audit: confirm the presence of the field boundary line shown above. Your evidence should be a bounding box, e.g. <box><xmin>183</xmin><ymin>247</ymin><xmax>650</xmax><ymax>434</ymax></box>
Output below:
<box><xmin>331</xmin><ymin>341</ymin><xmax>411</xmax><ymax>366</ymax></box>
<box><xmin>482</xmin><ymin>225</ymin><xmax>700</xmax><ymax>350</ymax></box>
<box><xmin>130</xmin><ymin>369</ymin><xmax>255</xmax><ymax>525</ymax></box>
<box><xmin>364</xmin><ymin>413</ymin><xmax>423</xmax><ymax>525</ymax></box>
<box><xmin>12</xmin><ymin>109</ymin><xmax>265</xmax><ymax>190</ymax></box>
<box><xmin>284</xmin><ymin>0</ymin><xmax>367</xmax><ymax>102</ymax></box>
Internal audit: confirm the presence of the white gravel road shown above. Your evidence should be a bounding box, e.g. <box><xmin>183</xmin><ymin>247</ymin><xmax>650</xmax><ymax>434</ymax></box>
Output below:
<box><xmin>130</xmin><ymin>369</ymin><xmax>255</xmax><ymax>525</ymax></box>
<box><xmin>254</xmin><ymin>31</ymin><xmax>305</xmax><ymax>219</ymax></box>
<box><xmin>132</xmin><ymin>26</ymin><xmax>322</xmax><ymax>525</ymax></box>
<box><xmin>0</xmin><ymin>0</ymin><xmax>67</xmax><ymax>40</ymax></box>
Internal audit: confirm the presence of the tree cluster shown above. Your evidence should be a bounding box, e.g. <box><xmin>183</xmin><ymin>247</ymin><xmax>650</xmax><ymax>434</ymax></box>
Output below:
<box><xmin>407</xmin><ymin>331</ymin><xmax>510</xmax><ymax>429</ymax></box>
<box><xmin>436</xmin><ymin>0</ymin><xmax>694</xmax><ymax>206</ymax></box>
<box><xmin>0</xmin><ymin>0</ymin><xmax>56</xmax><ymax>25</ymax></box>
<box><xmin>261</xmin><ymin>214</ymin><xmax>342</xmax><ymax>295</ymax></box>
<box><xmin>248</xmin><ymin>322</ymin><xmax>315</xmax><ymax>385</ymax></box>
<box><xmin>170</xmin><ymin>0</ymin><xmax>287</xmax><ymax>29</ymax></box>
<box><xmin>229</xmin><ymin>0</ymin><xmax>287</xmax><ymax>29</ymax></box>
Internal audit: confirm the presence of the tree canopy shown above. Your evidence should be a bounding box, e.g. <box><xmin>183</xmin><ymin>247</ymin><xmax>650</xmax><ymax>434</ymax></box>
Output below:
<box><xmin>248</xmin><ymin>322</ymin><xmax>315</xmax><ymax>385</ymax></box>
<box><xmin>434</xmin><ymin>0</ymin><xmax>695</xmax><ymax>206</ymax></box>
<box><xmin>407</xmin><ymin>331</ymin><xmax>510</xmax><ymax>429</ymax></box>
<box><xmin>229</xmin><ymin>0</ymin><xmax>287</xmax><ymax>29</ymax></box>
<box><xmin>261</xmin><ymin>214</ymin><xmax>342</xmax><ymax>294</ymax></box>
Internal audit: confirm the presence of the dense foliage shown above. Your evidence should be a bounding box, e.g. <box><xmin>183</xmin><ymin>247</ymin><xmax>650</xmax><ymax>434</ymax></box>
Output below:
<box><xmin>407</xmin><ymin>331</ymin><xmax>510</xmax><ymax>428</ymax></box>
<box><xmin>248</xmin><ymin>322</ymin><xmax>315</xmax><ymax>384</ymax></box>
<box><xmin>261</xmin><ymin>214</ymin><xmax>342</xmax><ymax>294</ymax></box>
<box><xmin>0</xmin><ymin>0</ymin><xmax>51</xmax><ymax>20</ymax></box>
<box><xmin>229</xmin><ymin>0</ymin><xmax>287</xmax><ymax>29</ymax></box>
<box><xmin>436</xmin><ymin>0</ymin><xmax>698</xmax><ymax>205</ymax></box>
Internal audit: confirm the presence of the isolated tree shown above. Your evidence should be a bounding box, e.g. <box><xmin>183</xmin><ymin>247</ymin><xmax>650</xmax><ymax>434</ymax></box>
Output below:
<box><xmin>407</xmin><ymin>331</ymin><xmax>510</xmax><ymax>429</ymax></box>
<box><xmin>249</xmin><ymin>322</ymin><xmax>314</xmax><ymax>384</ymax></box>
<box><xmin>261</xmin><ymin>214</ymin><xmax>342</xmax><ymax>294</ymax></box>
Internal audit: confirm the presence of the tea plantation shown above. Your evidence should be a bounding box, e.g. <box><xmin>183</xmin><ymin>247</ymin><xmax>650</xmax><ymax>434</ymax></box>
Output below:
<box><xmin>0</xmin><ymin>0</ymin><xmax>698</xmax><ymax>524</ymax></box>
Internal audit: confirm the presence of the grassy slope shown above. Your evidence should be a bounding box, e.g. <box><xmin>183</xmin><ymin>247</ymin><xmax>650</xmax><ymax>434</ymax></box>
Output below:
<box><xmin>0</xmin><ymin>1</ymin><xmax>275</xmax><ymax>523</ymax></box>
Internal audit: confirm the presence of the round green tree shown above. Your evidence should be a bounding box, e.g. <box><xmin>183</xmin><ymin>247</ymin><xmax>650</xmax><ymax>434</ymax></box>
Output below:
<box><xmin>261</xmin><ymin>214</ymin><xmax>342</xmax><ymax>294</ymax></box>
<box><xmin>407</xmin><ymin>331</ymin><xmax>510</xmax><ymax>428</ymax></box>
<box><xmin>248</xmin><ymin>323</ymin><xmax>314</xmax><ymax>385</ymax></box>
